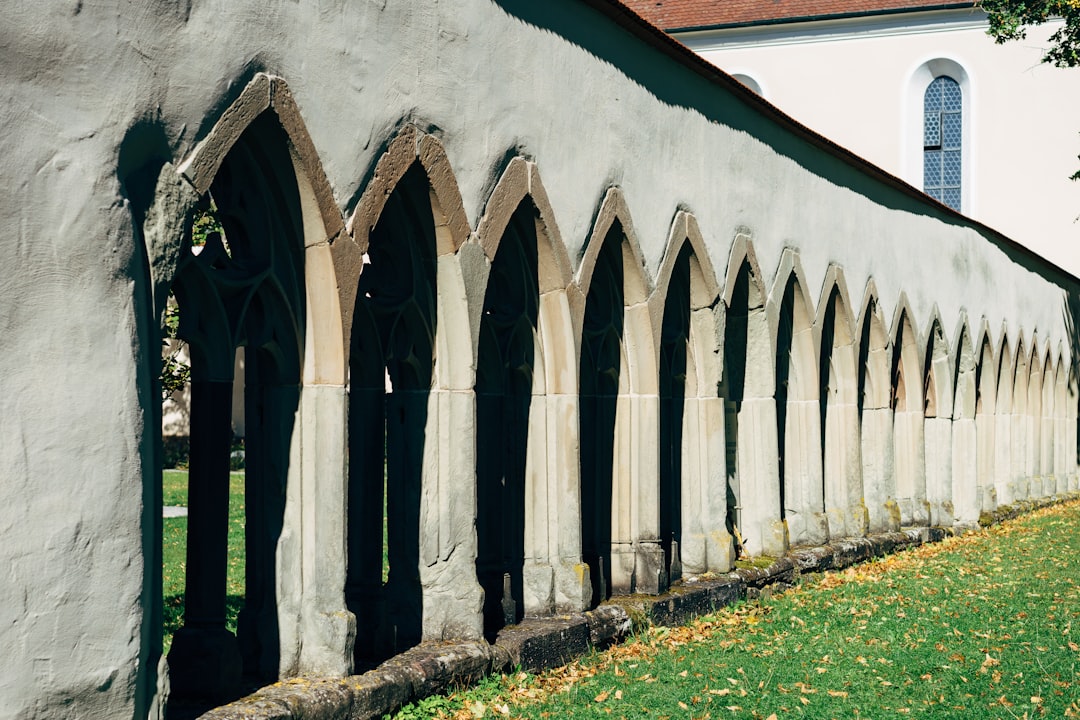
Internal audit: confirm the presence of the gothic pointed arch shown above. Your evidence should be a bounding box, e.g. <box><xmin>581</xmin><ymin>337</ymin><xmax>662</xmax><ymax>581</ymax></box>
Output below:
<box><xmin>652</xmin><ymin>211</ymin><xmax>731</xmax><ymax>578</ymax></box>
<box><xmin>855</xmin><ymin>280</ymin><xmax>896</xmax><ymax>532</ymax></box>
<box><xmin>950</xmin><ymin>313</ymin><xmax>979</xmax><ymax>526</ymax></box>
<box><xmin>995</xmin><ymin>327</ymin><xmax>1017</xmax><ymax>504</ymax></box>
<box><xmin>816</xmin><ymin>265</ymin><xmax>866</xmax><ymax>539</ymax></box>
<box><xmin>891</xmin><ymin>294</ymin><xmax>927</xmax><ymax>525</ymax></box>
<box><xmin>1025</xmin><ymin>336</ymin><xmax>1044</xmax><ymax>492</ymax></box>
<box><xmin>1009</xmin><ymin>332</ymin><xmax>1031</xmax><ymax>502</ymax></box>
<box><xmin>768</xmin><ymin>249</ymin><xmax>826</xmax><ymax>547</ymax></box>
<box><xmin>721</xmin><ymin>232</ymin><xmax>784</xmax><ymax>557</ymax></box>
<box><xmin>471</xmin><ymin>158</ymin><xmax>588</xmax><ymax>635</ymax></box>
<box><xmin>345</xmin><ymin>130</ymin><xmax>481</xmax><ymax>662</ymax></box>
<box><xmin>972</xmin><ymin>319</ymin><xmax>998</xmax><ymax>513</ymax></box>
<box><xmin>576</xmin><ymin>188</ymin><xmax>663</xmax><ymax>601</ymax></box>
<box><xmin>1039</xmin><ymin>346</ymin><xmax>1056</xmax><ymax>495</ymax></box>
<box><xmin>923</xmin><ymin>309</ymin><xmax>954</xmax><ymax>526</ymax></box>
<box><xmin>154</xmin><ymin>73</ymin><xmax>354</xmax><ymax>702</ymax></box>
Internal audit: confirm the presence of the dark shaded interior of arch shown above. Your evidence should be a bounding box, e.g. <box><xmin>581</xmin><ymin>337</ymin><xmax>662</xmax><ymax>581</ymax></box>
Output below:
<box><xmin>891</xmin><ymin>318</ymin><xmax>907</xmax><ymax>412</ymax></box>
<box><xmin>818</xmin><ymin>288</ymin><xmax>839</xmax><ymax>459</ymax></box>
<box><xmin>475</xmin><ymin>201</ymin><xmax>539</xmax><ymax>641</ymax></box>
<box><xmin>346</xmin><ymin>162</ymin><xmax>436</xmax><ymax>667</ymax></box>
<box><xmin>166</xmin><ymin>111</ymin><xmax>305</xmax><ymax>705</ymax></box>
<box><xmin>974</xmin><ymin>342</ymin><xmax>985</xmax><ymax>414</ymax></box>
<box><xmin>774</xmin><ymin>278</ymin><xmax>796</xmax><ymax>521</ymax></box>
<box><xmin>857</xmin><ymin>308</ymin><xmax>873</xmax><ymax>422</ymax></box>
<box><xmin>924</xmin><ymin>326</ymin><xmax>939</xmax><ymax>415</ymax></box>
<box><xmin>722</xmin><ymin>263</ymin><xmax>750</xmax><ymax>546</ymax></box>
<box><xmin>580</xmin><ymin>222</ymin><xmax>625</xmax><ymax>607</ymax></box>
<box><xmin>659</xmin><ymin>245</ymin><xmax>690</xmax><ymax>582</ymax></box>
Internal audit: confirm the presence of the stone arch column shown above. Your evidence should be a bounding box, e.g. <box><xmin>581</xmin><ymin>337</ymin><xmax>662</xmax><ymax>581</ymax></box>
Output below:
<box><xmin>722</xmin><ymin>234</ymin><xmax>784</xmax><ymax>557</ymax></box>
<box><xmin>343</xmin><ymin>126</ymin><xmax>482</xmax><ymax>663</ymax></box>
<box><xmin>891</xmin><ymin>299</ymin><xmax>928</xmax><ymax>526</ymax></box>
<box><xmin>1025</xmin><ymin>341</ymin><xmax>1044</xmax><ymax>498</ymax></box>
<box><xmin>1067</xmin><ymin>373</ymin><xmax>1079</xmax><ymax>491</ymax></box>
<box><xmin>769</xmin><ymin>251</ymin><xmax>826</xmax><ymax>547</ymax></box>
<box><xmin>923</xmin><ymin>314</ymin><xmax>954</xmax><ymax>527</ymax></box>
<box><xmin>652</xmin><ymin>212</ymin><xmax>732</xmax><ymax>578</ymax></box>
<box><xmin>1054</xmin><ymin>354</ymin><xmax>1069</xmax><ymax>494</ymax></box>
<box><xmin>973</xmin><ymin>325</ymin><xmax>998</xmax><ymax>513</ymax></box>
<box><xmin>951</xmin><ymin>318</ymin><xmax>978</xmax><ymax>527</ymax></box>
<box><xmin>857</xmin><ymin>284</ymin><xmax>898</xmax><ymax>533</ymax></box>
<box><xmin>577</xmin><ymin>189</ymin><xmax>661</xmax><ymax>601</ymax></box>
<box><xmin>1011</xmin><ymin>338</ymin><xmax>1030</xmax><ymax>501</ymax></box>
<box><xmin>817</xmin><ymin>267</ymin><xmax>866</xmax><ymax>540</ymax></box>
<box><xmin>1040</xmin><ymin>349</ymin><xmax>1056</xmax><ymax>497</ymax></box>
<box><xmin>994</xmin><ymin>332</ymin><xmax>1016</xmax><ymax>505</ymax></box>
<box><xmin>473</xmin><ymin>158</ymin><xmax>590</xmax><ymax>634</ymax></box>
<box><xmin>146</xmin><ymin>74</ymin><xmax>355</xmax><ymax>702</ymax></box>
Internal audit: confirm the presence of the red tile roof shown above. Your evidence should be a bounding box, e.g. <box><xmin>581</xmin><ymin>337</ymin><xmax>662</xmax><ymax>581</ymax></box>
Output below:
<box><xmin>620</xmin><ymin>1</ymin><xmax>975</xmax><ymax>31</ymax></box>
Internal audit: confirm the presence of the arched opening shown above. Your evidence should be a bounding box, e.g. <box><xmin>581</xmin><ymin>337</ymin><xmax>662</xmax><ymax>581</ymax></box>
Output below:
<box><xmin>1011</xmin><ymin>340</ymin><xmax>1030</xmax><ymax>501</ymax></box>
<box><xmin>1026</xmin><ymin>346</ymin><xmax>1043</xmax><ymax>496</ymax></box>
<box><xmin>475</xmin><ymin>200</ymin><xmax>539</xmax><ymax>640</ymax></box>
<box><xmin>923</xmin><ymin>319</ymin><xmax>954</xmax><ymax>527</ymax></box>
<box><xmin>1054</xmin><ymin>357</ymin><xmax>1069</xmax><ymax>494</ymax></box>
<box><xmin>974</xmin><ymin>332</ymin><xmax>997</xmax><ymax>513</ymax></box>
<box><xmin>774</xmin><ymin>272</ymin><xmax>825</xmax><ymax>547</ymax></box>
<box><xmin>1040</xmin><ymin>351</ymin><xmax>1056</xmax><ymax>496</ymax></box>
<box><xmin>346</xmin><ymin>162</ymin><xmax>436</xmax><ymax>665</ymax></box>
<box><xmin>819</xmin><ymin>283</ymin><xmax>865</xmax><ymax>539</ymax></box>
<box><xmin>656</xmin><ymin>218</ymin><xmax>731</xmax><ymax>577</ymax></box>
<box><xmin>580</xmin><ymin>222</ymin><xmax>626</xmax><ymax>605</ymax></box>
<box><xmin>722</xmin><ymin>248</ymin><xmax>782</xmax><ymax>557</ymax></box>
<box><xmin>892</xmin><ymin>309</ymin><xmax>927</xmax><ymax>526</ymax></box>
<box><xmin>165</xmin><ymin>111</ymin><xmax>306</xmax><ymax>705</ymax></box>
<box><xmin>994</xmin><ymin>334</ymin><xmax>1016</xmax><ymax>505</ymax></box>
<box><xmin>659</xmin><ymin>245</ymin><xmax>690</xmax><ymax>581</ymax></box>
<box><xmin>951</xmin><ymin>324</ymin><xmax>978</xmax><ymax>526</ymax></box>
<box><xmin>857</xmin><ymin>294</ymin><xmax>897</xmax><ymax>532</ymax></box>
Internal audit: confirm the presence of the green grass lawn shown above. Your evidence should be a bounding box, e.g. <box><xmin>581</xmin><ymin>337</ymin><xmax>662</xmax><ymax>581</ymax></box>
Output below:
<box><xmin>161</xmin><ymin>470</ymin><xmax>390</xmax><ymax>653</ymax></box>
<box><xmin>162</xmin><ymin>469</ymin><xmax>246</xmax><ymax>654</ymax></box>
<box><xmin>393</xmin><ymin>499</ymin><xmax>1080</xmax><ymax>719</ymax></box>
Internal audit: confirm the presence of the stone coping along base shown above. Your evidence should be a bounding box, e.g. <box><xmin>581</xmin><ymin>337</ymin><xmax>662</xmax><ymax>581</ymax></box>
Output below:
<box><xmin>196</xmin><ymin>492</ymin><xmax>1080</xmax><ymax>720</ymax></box>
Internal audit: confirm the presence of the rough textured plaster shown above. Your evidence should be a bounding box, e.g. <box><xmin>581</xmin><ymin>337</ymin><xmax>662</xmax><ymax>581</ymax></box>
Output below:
<box><xmin>2</xmin><ymin>0</ymin><xmax>1078</xmax><ymax>716</ymax></box>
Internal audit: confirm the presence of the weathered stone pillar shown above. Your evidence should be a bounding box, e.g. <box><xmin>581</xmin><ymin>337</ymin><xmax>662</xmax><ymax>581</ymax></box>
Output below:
<box><xmin>924</xmin><ymin>416</ymin><xmax>954</xmax><ymax>526</ymax></box>
<box><xmin>824</xmin><ymin>398</ymin><xmax>867</xmax><ymax>539</ymax></box>
<box><xmin>296</xmin><ymin>384</ymin><xmax>354</xmax><ymax>676</ymax></box>
<box><xmin>419</xmin><ymin>387</ymin><xmax>484</xmax><ymax>641</ymax></box>
<box><xmin>168</xmin><ymin>379</ymin><xmax>242</xmax><ymax>700</ymax></box>
<box><xmin>951</xmin><ymin>416</ymin><xmax>978</xmax><ymax>526</ymax></box>
<box><xmin>784</xmin><ymin>398</ymin><xmax>827</xmax><ymax>547</ymax></box>
<box><xmin>975</xmin><ymin>411</ymin><xmax>997</xmax><ymax>512</ymax></box>
<box><xmin>995</xmin><ymin>407</ymin><xmax>1014</xmax><ymax>505</ymax></box>
<box><xmin>680</xmin><ymin>394</ymin><xmax>734</xmax><ymax>573</ymax></box>
<box><xmin>1010</xmin><ymin>409</ymin><xmax>1029</xmax><ymax>501</ymax></box>
<box><xmin>738</xmin><ymin>397</ymin><xmax>786</xmax><ymax>557</ymax></box>
<box><xmin>862</xmin><ymin>407</ymin><xmax>898</xmax><ymax>532</ymax></box>
<box><xmin>894</xmin><ymin>408</ymin><xmax>928</xmax><ymax>526</ymax></box>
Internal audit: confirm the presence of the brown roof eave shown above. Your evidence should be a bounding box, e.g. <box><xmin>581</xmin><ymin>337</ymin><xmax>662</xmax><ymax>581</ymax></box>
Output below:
<box><xmin>576</xmin><ymin>0</ymin><xmax>1079</xmax><ymax>286</ymax></box>
<box><xmin>665</xmin><ymin>2</ymin><xmax>977</xmax><ymax>33</ymax></box>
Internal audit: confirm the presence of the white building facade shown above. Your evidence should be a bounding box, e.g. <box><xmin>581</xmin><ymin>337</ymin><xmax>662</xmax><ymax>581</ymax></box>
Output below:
<box><xmin>627</xmin><ymin>2</ymin><xmax>1080</xmax><ymax>275</ymax></box>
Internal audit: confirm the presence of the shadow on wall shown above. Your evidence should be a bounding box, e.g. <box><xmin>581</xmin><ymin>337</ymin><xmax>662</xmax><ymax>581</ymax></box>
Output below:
<box><xmin>492</xmin><ymin>0</ymin><xmax>1071</xmax><ymax>283</ymax></box>
<box><xmin>1063</xmin><ymin>290</ymin><xmax>1080</xmax><ymax>455</ymax></box>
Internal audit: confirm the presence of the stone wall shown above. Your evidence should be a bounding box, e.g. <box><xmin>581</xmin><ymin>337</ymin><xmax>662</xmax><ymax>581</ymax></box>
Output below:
<box><xmin>1</xmin><ymin>1</ymin><xmax>1078</xmax><ymax>718</ymax></box>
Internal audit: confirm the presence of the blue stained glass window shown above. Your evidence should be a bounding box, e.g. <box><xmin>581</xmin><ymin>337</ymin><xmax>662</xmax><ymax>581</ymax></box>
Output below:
<box><xmin>923</xmin><ymin>75</ymin><xmax>962</xmax><ymax>211</ymax></box>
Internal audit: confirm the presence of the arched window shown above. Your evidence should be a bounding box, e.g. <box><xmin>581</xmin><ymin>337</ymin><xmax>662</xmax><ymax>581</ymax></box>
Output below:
<box><xmin>923</xmin><ymin>75</ymin><xmax>962</xmax><ymax>211</ymax></box>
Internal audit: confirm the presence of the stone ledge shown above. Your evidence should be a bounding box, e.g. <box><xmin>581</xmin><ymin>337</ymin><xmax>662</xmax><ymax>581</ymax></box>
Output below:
<box><xmin>198</xmin><ymin>495</ymin><xmax>1080</xmax><ymax>720</ymax></box>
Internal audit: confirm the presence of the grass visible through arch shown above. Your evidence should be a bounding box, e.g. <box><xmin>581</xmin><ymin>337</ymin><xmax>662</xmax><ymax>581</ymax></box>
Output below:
<box><xmin>390</xmin><ymin>499</ymin><xmax>1080</xmax><ymax>719</ymax></box>
<box><xmin>162</xmin><ymin>469</ymin><xmax>246</xmax><ymax>655</ymax></box>
<box><xmin>161</xmin><ymin>469</ymin><xmax>391</xmax><ymax>653</ymax></box>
